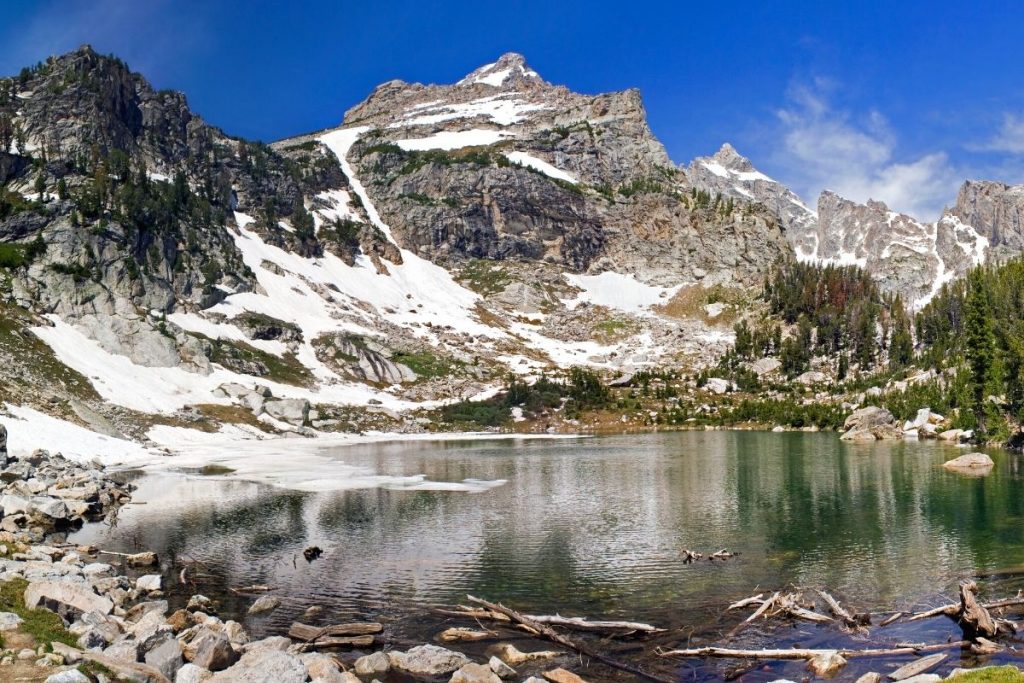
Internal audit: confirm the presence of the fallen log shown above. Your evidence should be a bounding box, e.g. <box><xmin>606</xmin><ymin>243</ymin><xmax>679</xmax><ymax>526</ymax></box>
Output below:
<box><xmin>728</xmin><ymin>591</ymin><xmax>780</xmax><ymax>637</ymax></box>
<box><xmin>439</xmin><ymin>627</ymin><xmax>494</xmax><ymax>642</ymax></box>
<box><xmin>958</xmin><ymin>580</ymin><xmax>998</xmax><ymax>638</ymax></box>
<box><xmin>660</xmin><ymin>640</ymin><xmax>969</xmax><ymax>661</ymax></box>
<box><xmin>817</xmin><ymin>590</ymin><xmax>858</xmax><ymax>628</ymax></box>
<box><xmin>440</xmin><ymin>606</ymin><xmax>663</xmax><ymax>635</ymax></box>
<box><xmin>681</xmin><ymin>549</ymin><xmax>702</xmax><ymax>563</ymax></box>
<box><xmin>305</xmin><ymin>635</ymin><xmax>375</xmax><ymax>649</ymax></box>
<box><xmin>727</xmin><ymin>594</ymin><xmax>764</xmax><ymax>610</ymax></box>
<box><xmin>880</xmin><ymin>612</ymin><xmax>904</xmax><ymax>627</ymax></box>
<box><xmin>467</xmin><ymin>596</ymin><xmax>675</xmax><ymax>683</ymax></box>
<box><xmin>889</xmin><ymin>653</ymin><xmax>946</xmax><ymax>680</ymax></box>
<box><xmin>288</xmin><ymin>622</ymin><xmax>383</xmax><ymax>642</ymax></box>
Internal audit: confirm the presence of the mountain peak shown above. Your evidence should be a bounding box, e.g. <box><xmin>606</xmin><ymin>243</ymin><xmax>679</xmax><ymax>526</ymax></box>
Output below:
<box><xmin>457</xmin><ymin>52</ymin><xmax>543</xmax><ymax>88</ymax></box>
<box><xmin>711</xmin><ymin>142</ymin><xmax>755</xmax><ymax>172</ymax></box>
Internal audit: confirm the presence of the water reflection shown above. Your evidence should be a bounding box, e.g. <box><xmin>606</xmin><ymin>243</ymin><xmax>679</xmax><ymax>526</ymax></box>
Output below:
<box><xmin>73</xmin><ymin>432</ymin><xmax>1022</xmax><ymax>651</ymax></box>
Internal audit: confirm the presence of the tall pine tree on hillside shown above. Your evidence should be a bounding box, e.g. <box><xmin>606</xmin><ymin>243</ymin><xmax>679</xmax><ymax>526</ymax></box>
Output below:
<box><xmin>964</xmin><ymin>268</ymin><xmax>998</xmax><ymax>436</ymax></box>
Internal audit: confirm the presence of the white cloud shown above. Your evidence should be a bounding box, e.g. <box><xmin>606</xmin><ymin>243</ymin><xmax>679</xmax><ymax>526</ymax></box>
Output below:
<box><xmin>771</xmin><ymin>81</ymin><xmax>959</xmax><ymax>221</ymax></box>
<box><xmin>974</xmin><ymin>113</ymin><xmax>1024</xmax><ymax>155</ymax></box>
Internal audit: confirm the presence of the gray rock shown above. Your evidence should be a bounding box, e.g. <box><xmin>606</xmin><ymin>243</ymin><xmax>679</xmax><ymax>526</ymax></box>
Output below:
<box><xmin>135</xmin><ymin>574</ymin><xmax>162</xmax><ymax>592</ymax></box>
<box><xmin>189</xmin><ymin>629</ymin><xmax>239</xmax><ymax>671</ymax></box>
<box><xmin>24</xmin><ymin>580</ymin><xmax>113</xmax><ymax>618</ymax></box>
<box><xmin>451</xmin><ymin>662</ymin><xmax>502</xmax><ymax>683</ymax></box>
<box><xmin>489</xmin><ymin>656</ymin><xmax>517</xmax><ymax>679</ymax></box>
<box><xmin>355</xmin><ymin>651</ymin><xmax>391</xmax><ymax>675</ymax></box>
<box><xmin>0</xmin><ymin>494</ymin><xmax>30</xmax><ymax>514</ymax></box>
<box><xmin>44</xmin><ymin>670</ymin><xmax>92</xmax><ymax>683</ymax></box>
<box><xmin>0</xmin><ymin>611</ymin><xmax>23</xmax><ymax>630</ymax></box>
<box><xmin>389</xmin><ymin>644</ymin><xmax>472</xmax><ymax>676</ymax></box>
<box><xmin>103</xmin><ymin>639</ymin><xmax>141</xmax><ymax>663</ymax></box>
<box><xmin>145</xmin><ymin>636</ymin><xmax>184</xmax><ymax>680</ymax></box>
<box><xmin>208</xmin><ymin>648</ymin><xmax>307</xmax><ymax>683</ymax></box>
<box><xmin>175</xmin><ymin>663</ymin><xmax>213</xmax><ymax>683</ymax></box>
<box><xmin>246</xmin><ymin>595</ymin><xmax>281</xmax><ymax>614</ymax></box>
<box><xmin>943</xmin><ymin>452</ymin><xmax>995</xmax><ymax>474</ymax></box>
<box><xmin>263</xmin><ymin>399</ymin><xmax>310</xmax><ymax>426</ymax></box>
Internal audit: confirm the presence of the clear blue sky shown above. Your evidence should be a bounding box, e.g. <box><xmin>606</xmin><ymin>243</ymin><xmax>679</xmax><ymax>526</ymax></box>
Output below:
<box><xmin>3</xmin><ymin>0</ymin><xmax>1024</xmax><ymax>220</ymax></box>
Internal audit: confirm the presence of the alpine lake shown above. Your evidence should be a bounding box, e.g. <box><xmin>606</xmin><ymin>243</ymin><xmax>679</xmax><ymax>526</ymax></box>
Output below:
<box><xmin>67</xmin><ymin>431</ymin><xmax>1024</xmax><ymax>681</ymax></box>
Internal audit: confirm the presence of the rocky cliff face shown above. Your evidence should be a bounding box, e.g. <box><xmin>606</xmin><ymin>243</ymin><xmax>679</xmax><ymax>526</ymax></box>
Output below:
<box><xmin>951</xmin><ymin>181</ymin><xmax>1024</xmax><ymax>261</ymax></box>
<box><xmin>306</xmin><ymin>53</ymin><xmax>790</xmax><ymax>286</ymax></box>
<box><xmin>687</xmin><ymin>144</ymin><xmax>992</xmax><ymax>306</ymax></box>
<box><xmin>688</xmin><ymin>143</ymin><xmax>819</xmax><ymax>260</ymax></box>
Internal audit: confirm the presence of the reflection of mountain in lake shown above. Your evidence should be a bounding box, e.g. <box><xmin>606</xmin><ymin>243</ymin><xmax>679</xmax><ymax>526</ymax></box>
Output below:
<box><xmin>73</xmin><ymin>433</ymin><xmax>1023</xmax><ymax>641</ymax></box>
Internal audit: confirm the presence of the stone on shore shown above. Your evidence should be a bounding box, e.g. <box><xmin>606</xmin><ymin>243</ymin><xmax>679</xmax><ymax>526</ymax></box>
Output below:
<box><xmin>188</xmin><ymin>629</ymin><xmax>238</xmax><ymax>671</ymax></box>
<box><xmin>452</xmin><ymin>662</ymin><xmax>502</xmax><ymax>683</ymax></box>
<box><xmin>175</xmin><ymin>663</ymin><xmax>214</xmax><ymax>683</ymax></box>
<box><xmin>542</xmin><ymin>669</ymin><xmax>589</xmax><ymax>683</ymax></box>
<box><xmin>24</xmin><ymin>580</ymin><xmax>113</xmax><ymax>618</ymax></box>
<box><xmin>209</xmin><ymin>648</ymin><xmax>307</xmax><ymax>683</ymax></box>
<box><xmin>355</xmin><ymin>651</ymin><xmax>391</xmax><ymax>675</ymax></box>
<box><xmin>389</xmin><ymin>644</ymin><xmax>472</xmax><ymax>676</ymax></box>
<box><xmin>0</xmin><ymin>611</ymin><xmax>23</xmax><ymax>630</ymax></box>
<box><xmin>841</xmin><ymin>407</ymin><xmax>901</xmax><ymax>441</ymax></box>
<box><xmin>44</xmin><ymin>670</ymin><xmax>91</xmax><ymax>683</ymax></box>
<box><xmin>943</xmin><ymin>452</ymin><xmax>995</xmax><ymax>474</ymax></box>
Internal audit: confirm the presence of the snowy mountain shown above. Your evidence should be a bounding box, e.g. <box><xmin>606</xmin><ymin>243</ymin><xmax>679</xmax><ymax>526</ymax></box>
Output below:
<box><xmin>0</xmin><ymin>48</ymin><xmax>777</xmax><ymax>448</ymax></box>
<box><xmin>687</xmin><ymin>143</ymin><xmax>995</xmax><ymax>306</ymax></box>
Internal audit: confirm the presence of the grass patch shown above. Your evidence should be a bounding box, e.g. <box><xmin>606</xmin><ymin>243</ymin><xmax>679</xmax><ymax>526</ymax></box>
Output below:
<box><xmin>592</xmin><ymin>317</ymin><xmax>636</xmax><ymax>341</ymax></box>
<box><xmin>0</xmin><ymin>303</ymin><xmax>99</xmax><ymax>401</ymax></box>
<box><xmin>0</xmin><ymin>577</ymin><xmax>78</xmax><ymax>648</ymax></box>
<box><xmin>194</xmin><ymin>404</ymin><xmax>275</xmax><ymax>433</ymax></box>
<box><xmin>459</xmin><ymin>259</ymin><xmax>511</xmax><ymax>295</ymax></box>
<box><xmin>393</xmin><ymin>350</ymin><xmax>463</xmax><ymax>379</ymax></box>
<box><xmin>194</xmin><ymin>333</ymin><xmax>313</xmax><ymax>386</ymax></box>
<box><xmin>949</xmin><ymin>667</ymin><xmax>1024</xmax><ymax>683</ymax></box>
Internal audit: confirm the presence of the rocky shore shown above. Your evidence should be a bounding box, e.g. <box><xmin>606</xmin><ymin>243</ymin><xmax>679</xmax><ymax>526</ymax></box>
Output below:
<box><xmin>0</xmin><ymin>436</ymin><xmax>600</xmax><ymax>683</ymax></box>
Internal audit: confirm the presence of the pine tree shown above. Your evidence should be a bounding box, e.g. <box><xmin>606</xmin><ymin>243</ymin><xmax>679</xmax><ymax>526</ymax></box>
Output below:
<box><xmin>964</xmin><ymin>268</ymin><xmax>997</xmax><ymax>432</ymax></box>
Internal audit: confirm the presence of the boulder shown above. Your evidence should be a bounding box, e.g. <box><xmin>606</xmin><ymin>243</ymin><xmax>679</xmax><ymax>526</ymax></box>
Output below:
<box><xmin>24</xmin><ymin>580</ymin><xmax>113</xmax><ymax>618</ymax></box>
<box><xmin>188</xmin><ymin>629</ymin><xmax>238</xmax><ymax>671</ymax></box>
<box><xmin>0</xmin><ymin>611</ymin><xmax>23</xmax><ymax>630</ymax></box>
<box><xmin>136</xmin><ymin>574</ymin><xmax>162</xmax><ymax>592</ymax></box>
<box><xmin>489</xmin><ymin>656</ymin><xmax>517</xmax><ymax>679</ymax></box>
<box><xmin>208</xmin><ymin>648</ymin><xmax>307</xmax><ymax>683</ymax></box>
<box><xmin>263</xmin><ymin>399</ymin><xmax>310</xmax><ymax>426</ymax></box>
<box><xmin>246</xmin><ymin>595</ymin><xmax>280</xmax><ymax>614</ymax></box>
<box><xmin>44</xmin><ymin>671</ymin><xmax>91</xmax><ymax>683</ymax></box>
<box><xmin>704</xmin><ymin>378</ymin><xmax>731</xmax><ymax>395</ymax></box>
<box><xmin>145</xmin><ymin>636</ymin><xmax>184</xmax><ymax>680</ymax></box>
<box><xmin>938</xmin><ymin>429</ymin><xmax>964</xmax><ymax>442</ymax></box>
<box><xmin>795</xmin><ymin>370</ymin><xmax>828</xmax><ymax>385</ymax></box>
<box><xmin>807</xmin><ymin>651</ymin><xmax>847</xmax><ymax>676</ymax></box>
<box><xmin>354</xmin><ymin>651</ymin><xmax>391</xmax><ymax>675</ymax></box>
<box><xmin>175</xmin><ymin>663</ymin><xmax>213</xmax><ymax>683</ymax></box>
<box><xmin>943</xmin><ymin>452</ymin><xmax>995</xmax><ymax>474</ymax></box>
<box><xmin>452</xmin><ymin>662</ymin><xmax>502</xmax><ymax>683</ymax></box>
<box><xmin>389</xmin><ymin>644</ymin><xmax>472</xmax><ymax>676</ymax></box>
<box><xmin>749</xmin><ymin>357</ymin><xmax>781</xmax><ymax>376</ymax></box>
<box><xmin>841</xmin><ymin>407</ymin><xmax>901</xmax><ymax>441</ymax></box>
<box><xmin>0</xmin><ymin>493</ymin><xmax>30</xmax><ymax>514</ymax></box>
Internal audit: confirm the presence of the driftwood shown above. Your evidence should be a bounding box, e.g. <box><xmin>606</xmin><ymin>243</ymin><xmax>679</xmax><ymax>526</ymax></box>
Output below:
<box><xmin>958</xmin><ymin>580</ymin><xmax>998</xmax><ymax>638</ymax></box>
<box><xmin>467</xmin><ymin>596</ymin><xmax>675</xmax><ymax>683</ymax></box>
<box><xmin>880</xmin><ymin>612</ymin><xmax>905</xmax><ymax>627</ymax></box>
<box><xmin>709</xmin><ymin>549</ymin><xmax>736</xmax><ymax>561</ymax></box>
<box><xmin>230</xmin><ymin>584</ymin><xmax>274</xmax><ymax>595</ymax></box>
<box><xmin>727</xmin><ymin>594</ymin><xmax>764</xmax><ymax>610</ymax></box>
<box><xmin>681</xmin><ymin>549</ymin><xmax>702</xmax><ymax>563</ymax></box>
<box><xmin>288</xmin><ymin>621</ymin><xmax>383</xmax><ymax>643</ymax></box>
<box><xmin>439</xmin><ymin>627</ymin><xmax>494</xmax><ymax>642</ymax></box>
<box><xmin>442</xmin><ymin>605</ymin><xmax>664</xmax><ymax>635</ymax></box>
<box><xmin>661</xmin><ymin>640</ymin><xmax>968</xmax><ymax>661</ymax></box>
<box><xmin>304</xmin><ymin>635</ymin><xmax>374</xmax><ymax>649</ymax></box>
<box><xmin>889</xmin><ymin>653</ymin><xmax>946</xmax><ymax>680</ymax></box>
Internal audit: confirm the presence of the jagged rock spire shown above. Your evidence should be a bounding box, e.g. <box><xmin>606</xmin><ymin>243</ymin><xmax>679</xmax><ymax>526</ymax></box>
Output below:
<box><xmin>457</xmin><ymin>52</ymin><xmax>544</xmax><ymax>88</ymax></box>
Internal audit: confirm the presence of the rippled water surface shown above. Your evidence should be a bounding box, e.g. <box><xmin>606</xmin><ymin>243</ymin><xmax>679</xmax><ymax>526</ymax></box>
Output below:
<box><xmin>71</xmin><ymin>432</ymin><xmax>1024</xmax><ymax>680</ymax></box>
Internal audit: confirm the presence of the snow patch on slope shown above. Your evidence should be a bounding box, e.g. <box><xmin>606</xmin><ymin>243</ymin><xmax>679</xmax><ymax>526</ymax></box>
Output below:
<box><xmin>2</xmin><ymin>405</ymin><xmax>153</xmax><ymax>466</ymax></box>
<box><xmin>563</xmin><ymin>272</ymin><xmax>681</xmax><ymax>316</ymax></box>
<box><xmin>394</xmin><ymin>94</ymin><xmax>547</xmax><ymax>127</ymax></box>
<box><xmin>395</xmin><ymin>129</ymin><xmax>511</xmax><ymax>151</ymax></box>
<box><xmin>506</xmin><ymin>151</ymin><xmax>577</xmax><ymax>183</ymax></box>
